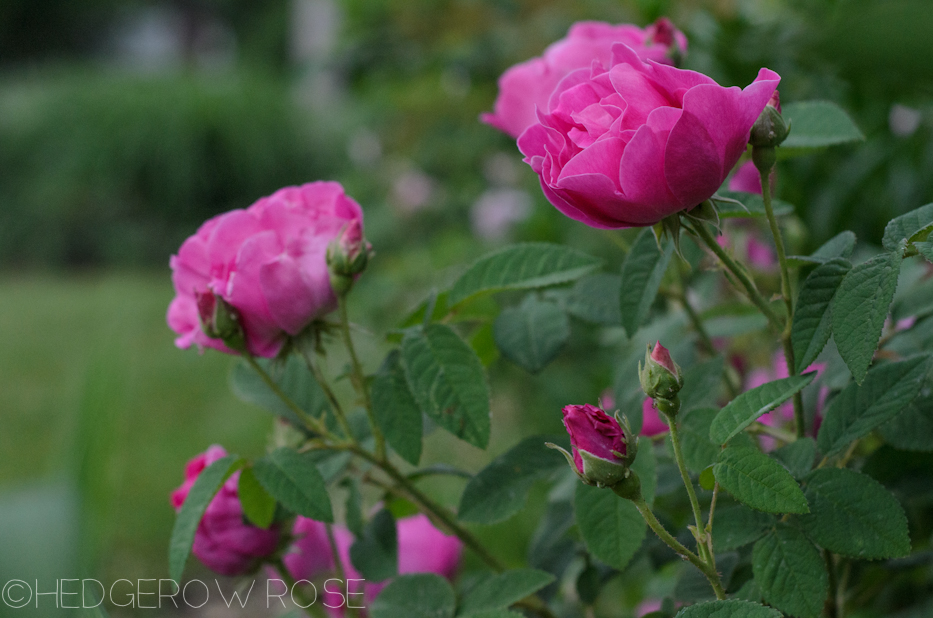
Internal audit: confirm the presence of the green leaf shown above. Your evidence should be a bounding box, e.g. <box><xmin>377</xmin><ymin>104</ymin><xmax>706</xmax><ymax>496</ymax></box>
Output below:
<box><xmin>832</xmin><ymin>251</ymin><xmax>903</xmax><ymax>383</ymax></box>
<box><xmin>679</xmin><ymin>356</ymin><xmax>726</xmax><ymax>413</ymax></box>
<box><xmin>402</xmin><ymin>324</ymin><xmax>491</xmax><ymax>449</ymax></box>
<box><xmin>772</xmin><ymin>437</ymin><xmax>817</xmax><ymax>479</ymax></box>
<box><xmin>796</xmin><ymin>467</ymin><xmax>911</xmax><ymax>559</ymax></box>
<box><xmin>753</xmin><ymin>524</ymin><xmax>827</xmax><ymax>618</ymax></box>
<box><xmin>619</xmin><ymin>229</ymin><xmax>674</xmax><ymax>337</ymax></box>
<box><xmin>449</xmin><ymin>243</ymin><xmax>602</xmax><ymax>305</ymax></box>
<box><xmin>230</xmin><ymin>355</ymin><xmax>329</xmax><ymax>427</ymax></box>
<box><xmin>699</xmin><ymin>465</ymin><xmax>716</xmax><ymax>490</ymax></box>
<box><xmin>674</xmin><ymin>552</ymin><xmax>739</xmax><ymax>602</ymax></box>
<box><xmin>710</xmin><ymin>373</ymin><xmax>816</xmax><ymax>445</ymax></box>
<box><xmin>673</xmin><ymin>599</ymin><xmax>782</xmax><ymax>618</ymax></box>
<box><xmin>493</xmin><ymin>295</ymin><xmax>570</xmax><ymax>374</ymax></box>
<box><xmin>168</xmin><ymin>454</ymin><xmax>242</xmax><ymax>581</ymax></box>
<box><xmin>713</xmin><ymin>447</ymin><xmax>809</xmax><ymax>514</ymax></box>
<box><xmin>713</xmin><ymin>191</ymin><xmax>795</xmax><ymax>218</ymax></box>
<box><xmin>237</xmin><ymin>466</ymin><xmax>276</xmax><ymax>529</ymax></box>
<box><xmin>817</xmin><ymin>355</ymin><xmax>931</xmax><ymax>455</ymax></box>
<box><xmin>460</xmin><ymin>611</ymin><xmax>525</xmax><ymax>618</ymax></box>
<box><xmin>674</xmin><ymin>407</ymin><xmax>720</xmax><ymax>474</ymax></box>
<box><xmin>788</xmin><ymin>231</ymin><xmax>857</xmax><ymax>266</ymax></box>
<box><xmin>880</xmin><ymin>370</ymin><xmax>933</xmax><ymax>451</ymax></box>
<box><xmin>350</xmin><ymin>508</ymin><xmax>397</xmax><ymax>581</ymax></box>
<box><xmin>574</xmin><ymin>482</ymin><xmax>646</xmax><ymax>570</ymax></box>
<box><xmin>470</xmin><ymin>322</ymin><xmax>500</xmax><ymax>367</ymax></box>
<box><xmin>915</xmin><ymin>241</ymin><xmax>933</xmax><ymax>266</ymax></box>
<box><xmin>564</xmin><ymin>273</ymin><xmax>622</xmax><ymax>325</ymax></box>
<box><xmin>792</xmin><ymin>258</ymin><xmax>852</xmax><ymax>372</ymax></box>
<box><xmin>458</xmin><ymin>436</ymin><xmax>565</xmax><ymax>524</ymax></box>
<box><xmin>780</xmin><ymin>101</ymin><xmax>864</xmax><ymax>150</ymax></box>
<box><xmin>883</xmin><ymin>203</ymin><xmax>933</xmax><ymax>252</ymax></box>
<box><xmin>372</xmin><ymin>350</ymin><xmax>423</xmax><ymax>465</ymax></box>
<box><xmin>369</xmin><ymin>574</ymin><xmax>455</xmax><ymax>618</ymax></box>
<box><xmin>252</xmin><ymin>447</ymin><xmax>333</xmax><ymax>522</ymax></box>
<box><xmin>458</xmin><ymin>569</ymin><xmax>555</xmax><ymax>615</ymax></box>
<box><xmin>712</xmin><ymin>505</ymin><xmax>774</xmax><ymax>551</ymax></box>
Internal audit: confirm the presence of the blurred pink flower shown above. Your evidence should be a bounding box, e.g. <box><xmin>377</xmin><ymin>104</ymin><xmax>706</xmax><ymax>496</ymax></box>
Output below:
<box><xmin>482</xmin><ymin>19</ymin><xmax>688</xmax><ymax>138</ymax></box>
<box><xmin>167</xmin><ymin>182</ymin><xmax>364</xmax><ymax>357</ymax></box>
<box><xmin>745</xmin><ymin>352</ymin><xmax>828</xmax><ymax>443</ymax></box>
<box><xmin>641</xmin><ymin>398</ymin><xmax>670</xmax><ymax>437</ymax></box>
<box><xmin>284</xmin><ymin>514</ymin><xmax>462</xmax><ymax>615</ymax></box>
<box><xmin>171</xmin><ymin>446</ymin><xmax>280</xmax><ymax>576</ymax></box>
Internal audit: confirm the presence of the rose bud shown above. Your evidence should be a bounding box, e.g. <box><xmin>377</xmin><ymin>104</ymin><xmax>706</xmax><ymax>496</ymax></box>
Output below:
<box><xmin>167</xmin><ymin>182</ymin><xmax>365</xmax><ymax>358</ymax></box>
<box><xmin>326</xmin><ymin>219</ymin><xmax>374</xmax><ymax>294</ymax></box>
<box><xmin>750</xmin><ymin>90</ymin><xmax>790</xmax><ymax>172</ymax></box>
<box><xmin>194</xmin><ymin>290</ymin><xmax>247</xmax><ymax>353</ymax></box>
<box><xmin>548</xmin><ymin>403</ymin><xmax>634</xmax><ymax>488</ymax></box>
<box><xmin>171</xmin><ymin>446</ymin><xmax>280</xmax><ymax>576</ymax></box>
<box><xmin>639</xmin><ymin>342</ymin><xmax>684</xmax><ymax>406</ymax></box>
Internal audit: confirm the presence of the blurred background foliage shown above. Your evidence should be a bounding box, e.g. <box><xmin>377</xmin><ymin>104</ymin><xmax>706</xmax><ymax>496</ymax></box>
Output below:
<box><xmin>0</xmin><ymin>0</ymin><xmax>931</xmax><ymax>615</ymax></box>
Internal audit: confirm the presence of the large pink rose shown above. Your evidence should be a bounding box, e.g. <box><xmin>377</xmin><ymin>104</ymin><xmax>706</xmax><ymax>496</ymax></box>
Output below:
<box><xmin>482</xmin><ymin>19</ymin><xmax>687</xmax><ymax>139</ymax></box>
<box><xmin>167</xmin><ymin>182</ymin><xmax>364</xmax><ymax>357</ymax></box>
<box><xmin>518</xmin><ymin>45</ymin><xmax>781</xmax><ymax>229</ymax></box>
<box><xmin>171</xmin><ymin>445</ymin><xmax>280</xmax><ymax>576</ymax></box>
<box><xmin>284</xmin><ymin>514</ymin><xmax>462</xmax><ymax>616</ymax></box>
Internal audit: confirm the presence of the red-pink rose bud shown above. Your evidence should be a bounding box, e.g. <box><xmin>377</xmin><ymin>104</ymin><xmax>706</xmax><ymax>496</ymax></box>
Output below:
<box><xmin>560</xmin><ymin>404</ymin><xmax>628</xmax><ymax>486</ymax></box>
<box><xmin>650</xmin><ymin>341</ymin><xmax>677</xmax><ymax>375</ymax></box>
<box><xmin>767</xmin><ymin>89</ymin><xmax>782</xmax><ymax>113</ymax></box>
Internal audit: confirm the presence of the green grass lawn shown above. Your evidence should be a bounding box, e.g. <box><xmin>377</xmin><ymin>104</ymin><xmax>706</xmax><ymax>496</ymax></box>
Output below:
<box><xmin>0</xmin><ymin>271</ymin><xmax>272</xmax><ymax>583</ymax></box>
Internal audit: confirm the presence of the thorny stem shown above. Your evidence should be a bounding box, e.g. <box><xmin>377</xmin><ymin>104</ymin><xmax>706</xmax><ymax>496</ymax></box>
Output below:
<box><xmin>245</xmin><ymin>355</ymin><xmax>329</xmax><ymax>436</ymax></box>
<box><xmin>299</xmin><ymin>347</ymin><xmax>355</xmax><ymax>441</ymax></box>
<box><xmin>664</xmin><ymin>403</ymin><xmax>706</xmax><ymax>552</ymax></box>
<box><xmin>271</xmin><ymin>558</ymin><xmax>324</xmax><ymax>617</ymax></box>
<box><xmin>337</xmin><ymin>296</ymin><xmax>386</xmax><ymax>460</ymax></box>
<box><xmin>760</xmin><ymin>168</ymin><xmax>806</xmax><ymax>438</ymax></box>
<box><xmin>692</xmin><ymin>221</ymin><xmax>784</xmax><ymax>333</ymax></box>
<box><xmin>633</xmin><ymin>499</ymin><xmax>726</xmax><ymax>600</ymax></box>
<box><xmin>325</xmin><ymin>523</ymin><xmax>359</xmax><ymax>618</ymax></box>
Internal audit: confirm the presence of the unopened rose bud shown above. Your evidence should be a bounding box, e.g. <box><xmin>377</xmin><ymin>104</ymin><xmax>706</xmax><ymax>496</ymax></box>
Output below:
<box><xmin>195</xmin><ymin>290</ymin><xmax>247</xmax><ymax>353</ymax></box>
<box><xmin>750</xmin><ymin>90</ymin><xmax>790</xmax><ymax>173</ymax></box>
<box><xmin>327</xmin><ymin>220</ymin><xmax>373</xmax><ymax>294</ymax></box>
<box><xmin>647</xmin><ymin>17</ymin><xmax>686</xmax><ymax>65</ymax></box>
<box><xmin>639</xmin><ymin>341</ymin><xmax>684</xmax><ymax>405</ymax></box>
<box><xmin>548</xmin><ymin>404</ymin><xmax>636</xmax><ymax>488</ymax></box>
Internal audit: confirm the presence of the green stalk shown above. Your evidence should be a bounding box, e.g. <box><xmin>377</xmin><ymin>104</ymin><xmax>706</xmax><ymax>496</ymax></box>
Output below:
<box><xmin>245</xmin><ymin>355</ymin><xmax>329</xmax><ymax>436</ymax></box>
<box><xmin>325</xmin><ymin>523</ymin><xmax>359</xmax><ymax>618</ymax></box>
<box><xmin>759</xmin><ymin>169</ymin><xmax>805</xmax><ymax>437</ymax></box>
<box><xmin>337</xmin><ymin>296</ymin><xmax>386</xmax><ymax>459</ymax></box>
<box><xmin>298</xmin><ymin>347</ymin><xmax>355</xmax><ymax>441</ymax></box>
<box><xmin>692</xmin><ymin>221</ymin><xmax>783</xmax><ymax>333</ymax></box>
<box><xmin>664</xmin><ymin>402</ymin><xmax>706</xmax><ymax>547</ymax></box>
<box><xmin>632</xmin><ymin>499</ymin><xmax>726</xmax><ymax>600</ymax></box>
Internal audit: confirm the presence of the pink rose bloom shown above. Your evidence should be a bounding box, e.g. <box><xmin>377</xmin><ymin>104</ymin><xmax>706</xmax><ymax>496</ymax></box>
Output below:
<box><xmin>285</xmin><ymin>515</ymin><xmax>462</xmax><ymax>616</ymax></box>
<box><xmin>482</xmin><ymin>18</ymin><xmax>688</xmax><ymax>138</ymax></box>
<box><xmin>641</xmin><ymin>397</ymin><xmax>669</xmax><ymax>436</ymax></box>
<box><xmin>519</xmin><ymin>45</ymin><xmax>780</xmax><ymax>229</ymax></box>
<box><xmin>171</xmin><ymin>446</ymin><xmax>280</xmax><ymax>576</ymax></box>
<box><xmin>562</xmin><ymin>403</ymin><xmax>626</xmax><ymax>473</ymax></box>
<box><xmin>167</xmin><ymin>182</ymin><xmax>365</xmax><ymax>357</ymax></box>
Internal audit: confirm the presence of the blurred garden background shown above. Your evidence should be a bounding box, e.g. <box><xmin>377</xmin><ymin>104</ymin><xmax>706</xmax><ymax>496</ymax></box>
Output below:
<box><xmin>1</xmin><ymin>0</ymin><xmax>932</xmax><ymax>615</ymax></box>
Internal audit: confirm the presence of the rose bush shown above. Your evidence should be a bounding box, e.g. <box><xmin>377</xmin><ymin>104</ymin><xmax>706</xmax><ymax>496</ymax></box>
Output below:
<box><xmin>518</xmin><ymin>45</ymin><xmax>780</xmax><ymax>228</ymax></box>
<box><xmin>481</xmin><ymin>18</ymin><xmax>687</xmax><ymax>139</ymax></box>
<box><xmin>171</xmin><ymin>445</ymin><xmax>280</xmax><ymax>576</ymax></box>
<box><xmin>167</xmin><ymin>182</ymin><xmax>364</xmax><ymax>357</ymax></box>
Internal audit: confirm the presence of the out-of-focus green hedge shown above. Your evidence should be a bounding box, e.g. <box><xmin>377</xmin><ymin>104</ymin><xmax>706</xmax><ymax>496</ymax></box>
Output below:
<box><xmin>0</xmin><ymin>70</ymin><xmax>344</xmax><ymax>266</ymax></box>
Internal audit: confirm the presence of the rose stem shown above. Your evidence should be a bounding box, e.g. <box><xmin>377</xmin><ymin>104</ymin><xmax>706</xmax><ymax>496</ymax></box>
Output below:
<box><xmin>759</xmin><ymin>168</ymin><xmax>805</xmax><ymax>437</ymax></box>
<box><xmin>691</xmin><ymin>220</ymin><xmax>783</xmax><ymax>333</ymax></box>
<box><xmin>663</xmin><ymin>400</ymin><xmax>709</xmax><ymax>561</ymax></box>
<box><xmin>271</xmin><ymin>558</ymin><xmax>324</xmax><ymax>617</ymax></box>
<box><xmin>325</xmin><ymin>523</ymin><xmax>360</xmax><ymax>618</ymax></box>
<box><xmin>337</xmin><ymin>295</ymin><xmax>386</xmax><ymax>459</ymax></box>
<box><xmin>298</xmin><ymin>347</ymin><xmax>355</xmax><ymax>442</ymax></box>
<box><xmin>245</xmin><ymin>355</ymin><xmax>330</xmax><ymax>437</ymax></box>
<box><xmin>632</xmin><ymin>498</ymin><xmax>726</xmax><ymax>600</ymax></box>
